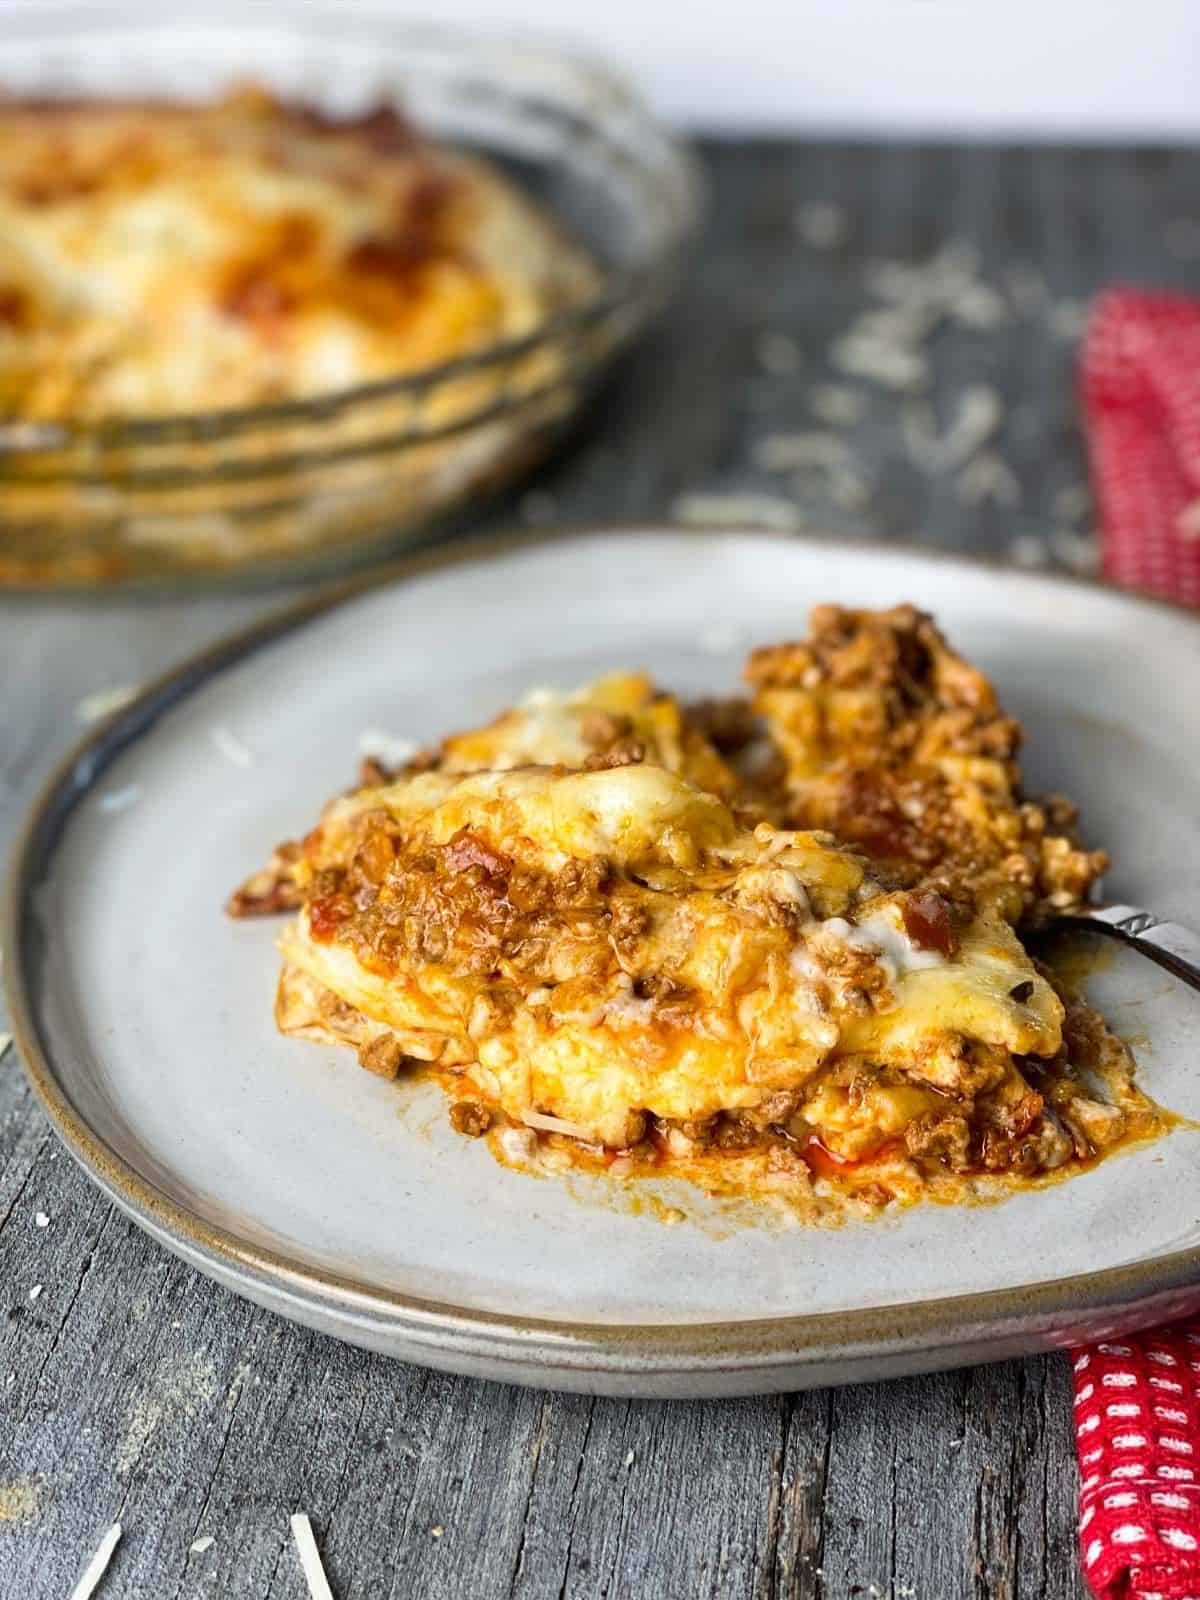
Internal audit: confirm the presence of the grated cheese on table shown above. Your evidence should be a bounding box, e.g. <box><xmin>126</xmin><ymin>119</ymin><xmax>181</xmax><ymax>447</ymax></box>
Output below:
<box><xmin>190</xmin><ymin>1535</ymin><xmax>215</xmax><ymax>1555</ymax></box>
<box><xmin>753</xmin><ymin>432</ymin><xmax>848</xmax><ymax>472</ymax></box>
<box><xmin>949</xmin><ymin>281</ymin><xmax>1008</xmax><ymax>330</ymax></box>
<box><xmin>956</xmin><ymin>452</ymin><xmax>1021</xmax><ymax>509</ymax></box>
<box><xmin>829</xmin><ymin>243</ymin><xmax>1014</xmax><ymax>405</ymax></box>
<box><xmin>904</xmin><ymin>386</ymin><xmax>1003</xmax><ymax>474</ymax></box>
<box><xmin>809</xmin><ymin>384</ymin><xmax>866</xmax><ymax>426</ymax></box>
<box><xmin>830</xmin><ymin>331</ymin><xmax>927</xmax><ymax>391</ymax></box>
<box><xmin>1009</xmin><ymin>535</ymin><xmax>1049</xmax><ymax>568</ymax></box>
<box><xmin>291</xmin><ymin>1512</ymin><xmax>335</xmax><ymax>1600</ymax></box>
<box><xmin>829</xmin><ymin>466</ymin><xmax>870</xmax><ymax>511</ymax></box>
<box><xmin>1050</xmin><ymin>529</ymin><xmax>1101</xmax><ymax>574</ymax></box>
<box><xmin>671</xmin><ymin>492</ymin><xmax>804</xmax><ymax>533</ymax></box>
<box><xmin>1053</xmin><ymin>483</ymin><xmax>1091</xmax><ymax>523</ymax></box>
<box><xmin>70</xmin><ymin>1522</ymin><xmax>122</xmax><ymax>1600</ymax></box>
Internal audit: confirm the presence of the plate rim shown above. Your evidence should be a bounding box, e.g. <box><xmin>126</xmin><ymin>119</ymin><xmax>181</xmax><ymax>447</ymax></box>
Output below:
<box><xmin>8</xmin><ymin>520</ymin><xmax>1200</xmax><ymax>1381</ymax></box>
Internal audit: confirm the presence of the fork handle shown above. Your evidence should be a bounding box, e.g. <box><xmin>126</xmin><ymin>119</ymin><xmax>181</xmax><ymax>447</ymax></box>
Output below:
<box><xmin>1053</xmin><ymin>903</ymin><xmax>1200</xmax><ymax>994</ymax></box>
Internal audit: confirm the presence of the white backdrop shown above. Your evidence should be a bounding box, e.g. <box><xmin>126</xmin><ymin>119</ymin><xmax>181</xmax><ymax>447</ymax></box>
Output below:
<box><xmin>2</xmin><ymin>0</ymin><xmax>1196</xmax><ymax>138</ymax></box>
<box><xmin>351</xmin><ymin>0</ymin><xmax>1197</xmax><ymax>139</ymax></box>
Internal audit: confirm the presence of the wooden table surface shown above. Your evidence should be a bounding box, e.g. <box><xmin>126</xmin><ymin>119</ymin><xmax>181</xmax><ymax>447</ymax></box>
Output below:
<box><xmin>1</xmin><ymin>140</ymin><xmax>1196</xmax><ymax>1600</ymax></box>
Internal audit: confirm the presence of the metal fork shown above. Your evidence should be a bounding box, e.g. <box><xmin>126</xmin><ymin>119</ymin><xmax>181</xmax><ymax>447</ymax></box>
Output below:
<box><xmin>1044</xmin><ymin>903</ymin><xmax>1200</xmax><ymax>992</ymax></box>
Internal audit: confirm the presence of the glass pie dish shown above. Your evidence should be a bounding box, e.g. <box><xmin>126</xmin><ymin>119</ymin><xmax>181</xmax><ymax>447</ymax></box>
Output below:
<box><xmin>0</xmin><ymin>7</ymin><xmax>698</xmax><ymax>586</ymax></box>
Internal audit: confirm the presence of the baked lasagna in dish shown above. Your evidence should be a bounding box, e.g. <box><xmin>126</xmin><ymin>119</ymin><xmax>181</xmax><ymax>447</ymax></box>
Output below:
<box><xmin>230</xmin><ymin>606</ymin><xmax>1164</xmax><ymax>1219</ymax></box>
<box><xmin>0</xmin><ymin>87</ymin><xmax>596</xmax><ymax>419</ymax></box>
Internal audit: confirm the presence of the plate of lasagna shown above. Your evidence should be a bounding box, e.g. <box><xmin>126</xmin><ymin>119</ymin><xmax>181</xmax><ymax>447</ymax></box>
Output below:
<box><xmin>8</xmin><ymin>528</ymin><xmax>1200</xmax><ymax>1394</ymax></box>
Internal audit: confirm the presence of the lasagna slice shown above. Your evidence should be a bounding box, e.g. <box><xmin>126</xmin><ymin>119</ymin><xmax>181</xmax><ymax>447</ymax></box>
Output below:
<box><xmin>231</xmin><ymin>606</ymin><xmax>1164</xmax><ymax>1216</ymax></box>
<box><xmin>261</xmin><ymin>761</ymin><xmax>1156</xmax><ymax>1212</ymax></box>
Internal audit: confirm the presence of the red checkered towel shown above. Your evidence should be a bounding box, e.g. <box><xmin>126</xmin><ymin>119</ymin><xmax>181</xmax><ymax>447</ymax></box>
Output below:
<box><xmin>1082</xmin><ymin>288</ymin><xmax>1200</xmax><ymax>606</ymax></box>
<box><xmin>1073</xmin><ymin>288</ymin><xmax>1200</xmax><ymax>1600</ymax></box>
<box><xmin>1075</xmin><ymin>1332</ymin><xmax>1200</xmax><ymax>1600</ymax></box>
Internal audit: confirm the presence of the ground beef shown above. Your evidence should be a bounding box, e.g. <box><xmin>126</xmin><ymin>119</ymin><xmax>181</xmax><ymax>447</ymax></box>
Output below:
<box><xmin>357</xmin><ymin>1034</ymin><xmax>406</xmax><ymax>1078</ymax></box>
<box><xmin>449</xmin><ymin>1101</ymin><xmax>493</xmax><ymax>1137</ymax></box>
<box><xmin>746</xmin><ymin>604</ymin><xmax>1108</xmax><ymax>925</ymax></box>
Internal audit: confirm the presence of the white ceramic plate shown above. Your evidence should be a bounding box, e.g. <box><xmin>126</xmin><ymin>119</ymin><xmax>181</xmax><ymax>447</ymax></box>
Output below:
<box><xmin>9</xmin><ymin>528</ymin><xmax>1200</xmax><ymax>1397</ymax></box>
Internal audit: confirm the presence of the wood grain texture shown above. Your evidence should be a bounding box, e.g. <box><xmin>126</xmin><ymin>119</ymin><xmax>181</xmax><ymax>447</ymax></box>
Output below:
<box><xmin>1</xmin><ymin>140</ymin><xmax>1195</xmax><ymax>1598</ymax></box>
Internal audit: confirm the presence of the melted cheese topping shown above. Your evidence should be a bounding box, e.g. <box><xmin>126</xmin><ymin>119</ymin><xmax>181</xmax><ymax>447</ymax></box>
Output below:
<box><xmin>437</xmin><ymin>672</ymin><xmax>743</xmax><ymax>802</ymax></box>
<box><xmin>0</xmin><ymin>88</ymin><xmax>596</xmax><ymax>419</ymax></box>
<box><xmin>281</xmin><ymin>764</ymin><xmax>1062</xmax><ymax>1148</ymax></box>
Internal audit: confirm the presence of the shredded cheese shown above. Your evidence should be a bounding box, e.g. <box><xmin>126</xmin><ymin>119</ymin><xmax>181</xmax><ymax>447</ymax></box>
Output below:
<box><xmin>956</xmin><ymin>452</ymin><xmax>1021</xmax><ymax>509</ymax></box>
<box><xmin>809</xmin><ymin>384</ymin><xmax>866</xmax><ymax>426</ymax></box>
<box><xmin>903</xmin><ymin>386</ymin><xmax>1003</xmax><ymax>474</ymax></box>
<box><xmin>949</xmin><ymin>281</ymin><xmax>1008</xmax><ymax>330</ymax></box>
<box><xmin>70</xmin><ymin>1523</ymin><xmax>122</xmax><ymax>1600</ymax></box>
<box><xmin>521</xmin><ymin>1109</ymin><xmax>596</xmax><ymax>1141</ymax></box>
<box><xmin>291</xmin><ymin>1512</ymin><xmax>335</xmax><ymax>1600</ymax></box>
<box><xmin>1050</xmin><ymin>530</ymin><xmax>1101</xmax><ymax>574</ymax></box>
<box><xmin>831</xmin><ymin>331</ymin><xmax>927</xmax><ymax>391</ymax></box>
<box><xmin>672</xmin><ymin>492</ymin><xmax>804</xmax><ymax>532</ymax></box>
<box><xmin>1009</xmin><ymin>535</ymin><xmax>1049</xmax><ymax>568</ymax></box>
<box><xmin>1053</xmin><ymin>483</ymin><xmax>1091</xmax><ymax>523</ymax></box>
<box><xmin>829</xmin><ymin>466</ymin><xmax>870</xmax><ymax>511</ymax></box>
<box><xmin>753</xmin><ymin>432</ymin><xmax>848</xmax><ymax>472</ymax></box>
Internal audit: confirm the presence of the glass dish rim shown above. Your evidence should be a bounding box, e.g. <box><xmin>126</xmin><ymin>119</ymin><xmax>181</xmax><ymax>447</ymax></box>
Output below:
<box><xmin>0</xmin><ymin>5</ymin><xmax>700</xmax><ymax>452</ymax></box>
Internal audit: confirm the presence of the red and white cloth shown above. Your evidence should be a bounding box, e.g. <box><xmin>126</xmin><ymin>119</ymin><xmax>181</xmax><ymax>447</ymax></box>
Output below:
<box><xmin>1082</xmin><ymin>287</ymin><xmax>1200</xmax><ymax>606</ymax></box>
<box><xmin>1074</xmin><ymin>1331</ymin><xmax>1200</xmax><ymax>1600</ymax></box>
<box><xmin>1072</xmin><ymin>287</ymin><xmax>1200</xmax><ymax>1599</ymax></box>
